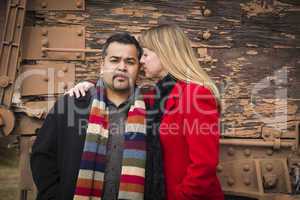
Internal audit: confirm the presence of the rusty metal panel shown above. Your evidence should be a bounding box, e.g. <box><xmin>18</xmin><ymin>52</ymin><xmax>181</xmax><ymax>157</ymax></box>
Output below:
<box><xmin>27</xmin><ymin>0</ymin><xmax>85</xmax><ymax>11</ymax></box>
<box><xmin>14</xmin><ymin>114</ymin><xmax>43</xmax><ymax>135</ymax></box>
<box><xmin>0</xmin><ymin>0</ymin><xmax>27</xmax><ymax>107</ymax></box>
<box><xmin>22</xmin><ymin>26</ymin><xmax>85</xmax><ymax>60</ymax></box>
<box><xmin>19</xmin><ymin>136</ymin><xmax>37</xmax><ymax>192</ymax></box>
<box><xmin>0</xmin><ymin>0</ymin><xmax>8</xmax><ymax>41</ymax></box>
<box><xmin>218</xmin><ymin>158</ymin><xmax>292</xmax><ymax>199</ymax></box>
<box><xmin>14</xmin><ymin>100</ymin><xmax>56</xmax><ymax>119</ymax></box>
<box><xmin>0</xmin><ymin>106</ymin><xmax>15</xmax><ymax>136</ymax></box>
<box><xmin>20</xmin><ymin>63</ymin><xmax>75</xmax><ymax>96</ymax></box>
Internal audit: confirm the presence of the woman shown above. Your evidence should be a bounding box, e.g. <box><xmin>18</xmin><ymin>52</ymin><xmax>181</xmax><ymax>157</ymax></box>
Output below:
<box><xmin>68</xmin><ymin>24</ymin><xmax>224</xmax><ymax>200</ymax></box>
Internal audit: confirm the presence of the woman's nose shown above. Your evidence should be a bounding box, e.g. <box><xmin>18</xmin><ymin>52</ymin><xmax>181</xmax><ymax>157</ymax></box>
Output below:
<box><xmin>140</xmin><ymin>56</ymin><xmax>145</xmax><ymax>64</ymax></box>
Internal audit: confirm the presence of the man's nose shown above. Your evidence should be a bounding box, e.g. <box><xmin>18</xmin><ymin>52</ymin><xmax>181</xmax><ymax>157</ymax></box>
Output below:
<box><xmin>118</xmin><ymin>61</ymin><xmax>127</xmax><ymax>71</ymax></box>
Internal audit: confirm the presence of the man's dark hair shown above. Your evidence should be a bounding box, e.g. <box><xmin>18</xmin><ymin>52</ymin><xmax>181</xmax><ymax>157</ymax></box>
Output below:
<box><xmin>102</xmin><ymin>33</ymin><xmax>143</xmax><ymax>60</ymax></box>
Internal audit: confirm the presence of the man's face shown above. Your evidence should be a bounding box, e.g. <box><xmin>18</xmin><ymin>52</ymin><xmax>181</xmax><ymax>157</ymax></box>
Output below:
<box><xmin>102</xmin><ymin>42</ymin><xmax>139</xmax><ymax>92</ymax></box>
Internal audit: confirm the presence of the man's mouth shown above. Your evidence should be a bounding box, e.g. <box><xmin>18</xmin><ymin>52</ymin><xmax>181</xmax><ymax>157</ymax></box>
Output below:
<box><xmin>113</xmin><ymin>74</ymin><xmax>128</xmax><ymax>81</ymax></box>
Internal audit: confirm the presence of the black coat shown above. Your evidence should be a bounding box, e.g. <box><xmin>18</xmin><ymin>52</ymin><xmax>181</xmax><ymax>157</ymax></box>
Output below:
<box><xmin>30</xmin><ymin>90</ymin><xmax>165</xmax><ymax>200</ymax></box>
<box><xmin>30</xmin><ymin>93</ymin><xmax>92</xmax><ymax>200</ymax></box>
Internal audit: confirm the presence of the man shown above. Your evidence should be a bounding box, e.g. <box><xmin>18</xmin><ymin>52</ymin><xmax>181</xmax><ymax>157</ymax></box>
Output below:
<box><xmin>30</xmin><ymin>33</ymin><xmax>146</xmax><ymax>200</ymax></box>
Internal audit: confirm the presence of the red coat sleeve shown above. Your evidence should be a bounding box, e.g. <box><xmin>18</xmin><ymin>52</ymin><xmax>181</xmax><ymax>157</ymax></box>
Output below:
<box><xmin>175</xmin><ymin>84</ymin><xmax>221</xmax><ymax>200</ymax></box>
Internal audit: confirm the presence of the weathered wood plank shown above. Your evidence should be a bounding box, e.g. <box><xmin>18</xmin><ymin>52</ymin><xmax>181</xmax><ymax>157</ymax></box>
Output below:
<box><xmin>23</xmin><ymin>0</ymin><xmax>300</xmax><ymax>139</ymax></box>
<box><xmin>207</xmin><ymin>48</ymin><xmax>300</xmax><ymax>99</ymax></box>
<box><xmin>222</xmin><ymin>98</ymin><xmax>299</xmax><ymax>138</ymax></box>
<box><xmin>32</xmin><ymin>0</ymin><xmax>300</xmax><ymax>48</ymax></box>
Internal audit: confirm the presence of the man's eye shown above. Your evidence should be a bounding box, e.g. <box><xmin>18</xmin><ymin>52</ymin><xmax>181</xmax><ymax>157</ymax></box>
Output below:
<box><xmin>127</xmin><ymin>61</ymin><xmax>135</xmax><ymax>65</ymax></box>
<box><xmin>110</xmin><ymin>59</ymin><xmax>118</xmax><ymax>63</ymax></box>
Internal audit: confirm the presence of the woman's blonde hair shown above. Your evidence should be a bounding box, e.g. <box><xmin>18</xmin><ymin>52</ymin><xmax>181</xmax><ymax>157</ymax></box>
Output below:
<box><xmin>139</xmin><ymin>24</ymin><xmax>220</xmax><ymax>104</ymax></box>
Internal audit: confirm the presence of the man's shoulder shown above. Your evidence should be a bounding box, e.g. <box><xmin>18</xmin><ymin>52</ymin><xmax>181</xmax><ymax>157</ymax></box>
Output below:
<box><xmin>53</xmin><ymin>89</ymin><xmax>94</xmax><ymax>114</ymax></box>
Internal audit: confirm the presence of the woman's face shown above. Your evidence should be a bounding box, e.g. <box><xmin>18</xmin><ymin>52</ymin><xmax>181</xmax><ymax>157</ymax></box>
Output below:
<box><xmin>140</xmin><ymin>48</ymin><xmax>167</xmax><ymax>79</ymax></box>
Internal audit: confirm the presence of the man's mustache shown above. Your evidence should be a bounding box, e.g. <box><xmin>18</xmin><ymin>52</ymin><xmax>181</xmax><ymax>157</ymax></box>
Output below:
<box><xmin>112</xmin><ymin>73</ymin><xmax>129</xmax><ymax>80</ymax></box>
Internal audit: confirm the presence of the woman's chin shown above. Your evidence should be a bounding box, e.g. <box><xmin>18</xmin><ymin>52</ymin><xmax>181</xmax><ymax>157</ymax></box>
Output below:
<box><xmin>145</xmin><ymin>73</ymin><xmax>154</xmax><ymax>78</ymax></box>
<box><xmin>145</xmin><ymin>72</ymin><xmax>160</xmax><ymax>79</ymax></box>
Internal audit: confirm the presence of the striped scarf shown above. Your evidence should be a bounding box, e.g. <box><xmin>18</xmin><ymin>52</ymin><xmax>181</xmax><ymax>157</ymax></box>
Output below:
<box><xmin>74</xmin><ymin>81</ymin><xmax>146</xmax><ymax>200</ymax></box>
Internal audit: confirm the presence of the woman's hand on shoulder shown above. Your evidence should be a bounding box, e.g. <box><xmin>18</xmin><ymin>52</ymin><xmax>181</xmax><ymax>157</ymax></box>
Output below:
<box><xmin>64</xmin><ymin>81</ymin><xmax>95</xmax><ymax>98</ymax></box>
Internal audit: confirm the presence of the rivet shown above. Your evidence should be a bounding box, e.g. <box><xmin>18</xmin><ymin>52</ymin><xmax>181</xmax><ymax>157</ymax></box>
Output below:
<box><xmin>77</xmin><ymin>29</ymin><xmax>83</xmax><ymax>36</ymax></box>
<box><xmin>217</xmin><ymin>165</ymin><xmax>223</xmax><ymax>173</ymax></box>
<box><xmin>41</xmin><ymin>38</ymin><xmax>49</xmax><ymax>47</ymax></box>
<box><xmin>63</xmin><ymin>83</ymin><xmax>68</xmax><ymax>89</ymax></box>
<box><xmin>76</xmin><ymin>0</ymin><xmax>83</xmax><ymax>8</ymax></box>
<box><xmin>266</xmin><ymin>163</ymin><xmax>273</xmax><ymax>172</ymax></box>
<box><xmin>227</xmin><ymin>177</ymin><xmax>235</xmax><ymax>186</ymax></box>
<box><xmin>244</xmin><ymin>178</ymin><xmax>251</xmax><ymax>186</ymax></box>
<box><xmin>0</xmin><ymin>116</ymin><xmax>4</xmax><ymax>126</ymax></box>
<box><xmin>267</xmin><ymin>149</ymin><xmax>273</xmax><ymax>156</ymax></box>
<box><xmin>41</xmin><ymin>51</ymin><xmax>47</xmax><ymax>58</ymax></box>
<box><xmin>243</xmin><ymin>164</ymin><xmax>250</xmax><ymax>172</ymax></box>
<box><xmin>62</xmin><ymin>66</ymin><xmax>68</xmax><ymax>72</ymax></box>
<box><xmin>264</xmin><ymin>132</ymin><xmax>270</xmax><ymax>138</ymax></box>
<box><xmin>202</xmin><ymin>31</ymin><xmax>211</xmax><ymax>40</ymax></box>
<box><xmin>244</xmin><ymin>149</ymin><xmax>251</xmax><ymax>157</ymax></box>
<box><xmin>42</xmin><ymin>29</ymin><xmax>48</xmax><ymax>36</ymax></box>
<box><xmin>43</xmin><ymin>76</ymin><xmax>49</xmax><ymax>82</ymax></box>
<box><xmin>203</xmin><ymin>9</ymin><xmax>212</xmax><ymax>17</ymax></box>
<box><xmin>41</xmin><ymin>2</ymin><xmax>47</xmax><ymax>8</ymax></box>
<box><xmin>0</xmin><ymin>76</ymin><xmax>10</xmax><ymax>88</ymax></box>
<box><xmin>227</xmin><ymin>147</ymin><xmax>235</xmax><ymax>156</ymax></box>
<box><xmin>76</xmin><ymin>53</ymin><xmax>82</xmax><ymax>59</ymax></box>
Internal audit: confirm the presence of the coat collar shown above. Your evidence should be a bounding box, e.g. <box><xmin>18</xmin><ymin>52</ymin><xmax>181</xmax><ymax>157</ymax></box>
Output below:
<box><xmin>164</xmin><ymin>80</ymin><xmax>186</xmax><ymax>110</ymax></box>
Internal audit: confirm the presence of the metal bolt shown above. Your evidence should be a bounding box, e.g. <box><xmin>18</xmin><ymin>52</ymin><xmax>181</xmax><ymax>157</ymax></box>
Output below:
<box><xmin>76</xmin><ymin>0</ymin><xmax>83</xmax><ymax>8</ymax></box>
<box><xmin>243</xmin><ymin>164</ymin><xmax>250</xmax><ymax>172</ymax></box>
<box><xmin>41</xmin><ymin>2</ymin><xmax>47</xmax><ymax>8</ymax></box>
<box><xmin>0</xmin><ymin>116</ymin><xmax>4</xmax><ymax>127</ymax></box>
<box><xmin>227</xmin><ymin>177</ymin><xmax>235</xmax><ymax>186</ymax></box>
<box><xmin>62</xmin><ymin>83</ymin><xmax>68</xmax><ymax>89</ymax></box>
<box><xmin>203</xmin><ymin>9</ymin><xmax>212</xmax><ymax>17</ymax></box>
<box><xmin>76</xmin><ymin>53</ymin><xmax>82</xmax><ymax>59</ymax></box>
<box><xmin>267</xmin><ymin>149</ymin><xmax>273</xmax><ymax>156</ymax></box>
<box><xmin>263</xmin><ymin>173</ymin><xmax>278</xmax><ymax>189</ymax></box>
<box><xmin>202</xmin><ymin>31</ymin><xmax>211</xmax><ymax>40</ymax></box>
<box><xmin>217</xmin><ymin>165</ymin><xmax>223</xmax><ymax>173</ymax></box>
<box><xmin>264</xmin><ymin>132</ymin><xmax>270</xmax><ymax>138</ymax></box>
<box><xmin>43</xmin><ymin>76</ymin><xmax>49</xmax><ymax>82</ymax></box>
<box><xmin>266</xmin><ymin>163</ymin><xmax>273</xmax><ymax>172</ymax></box>
<box><xmin>244</xmin><ymin>149</ymin><xmax>251</xmax><ymax>157</ymax></box>
<box><xmin>42</xmin><ymin>29</ymin><xmax>48</xmax><ymax>36</ymax></box>
<box><xmin>62</xmin><ymin>67</ymin><xmax>68</xmax><ymax>73</ymax></box>
<box><xmin>41</xmin><ymin>51</ymin><xmax>47</xmax><ymax>58</ymax></box>
<box><xmin>77</xmin><ymin>29</ymin><xmax>83</xmax><ymax>36</ymax></box>
<box><xmin>227</xmin><ymin>147</ymin><xmax>235</xmax><ymax>156</ymax></box>
<box><xmin>244</xmin><ymin>178</ymin><xmax>251</xmax><ymax>186</ymax></box>
<box><xmin>41</xmin><ymin>38</ymin><xmax>49</xmax><ymax>47</ymax></box>
<box><xmin>0</xmin><ymin>76</ymin><xmax>10</xmax><ymax>88</ymax></box>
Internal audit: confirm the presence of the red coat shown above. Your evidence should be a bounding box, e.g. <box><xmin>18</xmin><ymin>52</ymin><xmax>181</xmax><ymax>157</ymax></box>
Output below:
<box><xmin>159</xmin><ymin>81</ymin><xmax>224</xmax><ymax>200</ymax></box>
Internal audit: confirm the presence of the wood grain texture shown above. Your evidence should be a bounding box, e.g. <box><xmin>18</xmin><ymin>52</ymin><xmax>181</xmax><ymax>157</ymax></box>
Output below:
<box><xmin>25</xmin><ymin>0</ymin><xmax>300</xmax><ymax>138</ymax></box>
